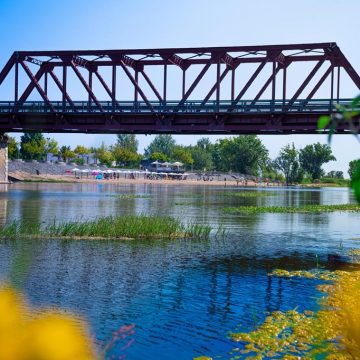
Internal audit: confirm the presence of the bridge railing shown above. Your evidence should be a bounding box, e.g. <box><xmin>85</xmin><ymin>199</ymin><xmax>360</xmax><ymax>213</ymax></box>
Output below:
<box><xmin>0</xmin><ymin>99</ymin><xmax>355</xmax><ymax>114</ymax></box>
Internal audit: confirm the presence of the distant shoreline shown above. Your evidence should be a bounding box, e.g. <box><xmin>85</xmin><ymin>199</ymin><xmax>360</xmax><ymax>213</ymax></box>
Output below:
<box><xmin>7</xmin><ymin>172</ymin><xmax>350</xmax><ymax>188</ymax></box>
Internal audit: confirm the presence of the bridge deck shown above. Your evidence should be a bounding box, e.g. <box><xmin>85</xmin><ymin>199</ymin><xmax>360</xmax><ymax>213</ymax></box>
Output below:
<box><xmin>0</xmin><ymin>99</ymin><xmax>356</xmax><ymax>134</ymax></box>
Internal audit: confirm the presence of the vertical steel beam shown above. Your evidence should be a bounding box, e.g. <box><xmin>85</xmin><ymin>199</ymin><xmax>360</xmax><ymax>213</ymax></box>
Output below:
<box><xmin>231</xmin><ymin>69</ymin><xmax>235</xmax><ymax>101</ymax></box>
<box><xmin>216</xmin><ymin>60</ymin><xmax>220</xmax><ymax>111</ymax></box>
<box><xmin>62</xmin><ymin>65</ymin><xmax>67</xmax><ymax>112</ymax></box>
<box><xmin>14</xmin><ymin>62</ymin><xmax>18</xmax><ymax>103</ymax></box>
<box><xmin>88</xmin><ymin>70</ymin><xmax>93</xmax><ymax>104</ymax></box>
<box><xmin>337</xmin><ymin>67</ymin><xmax>340</xmax><ymax>103</ymax></box>
<box><xmin>330</xmin><ymin>65</ymin><xmax>334</xmax><ymax>109</ymax></box>
<box><xmin>44</xmin><ymin>71</ymin><xmax>48</xmax><ymax>96</ymax></box>
<box><xmin>134</xmin><ymin>70</ymin><xmax>139</xmax><ymax>102</ymax></box>
<box><xmin>163</xmin><ymin>64</ymin><xmax>167</xmax><ymax>103</ymax></box>
<box><xmin>283</xmin><ymin>67</ymin><xmax>287</xmax><ymax>106</ymax></box>
<box><xmin>272</xmin><ymin>61</ymin><xmax>276</xmax><ymax>101</ymax></box>
<box><xmin>112</xmin><ymin>65</ymin><xmax>116</xmax><ymax>111</ymax></box>
<box><xmin>182</xmin><ymin>70</ymin><xmax>186</xmax><ymax>98</ymax></box>
<box><xmin>94</xmin><ymin>70</ymin><xmax>120</xmax><ymax>108</ymax></box>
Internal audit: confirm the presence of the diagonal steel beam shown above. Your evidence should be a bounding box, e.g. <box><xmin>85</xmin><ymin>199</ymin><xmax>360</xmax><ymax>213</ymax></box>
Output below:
<box><xmin>0</xmin><ymin>53</ymin><xmax>16</xmax><ymax>87</ymax></box>
<box><xmin>17</xmin><ymin>65</ymin><xmax>47</xmax><ymax>105</ymax></box>
<box><xmin>140</xmin><ymin>69</ymin><xmax>163</xmax><ymax>102</ymax></box>
<box><xmin>174</xmin><ymin>62</ymin><xmax>212</xmax><ymax>112</ymax></box>
<box><xmin>333</xmin><ymin>47</ymin><xmax>360</xmax><ymax>90</ymax></box>
<box><xmin>285</xmin><ymin>59</ymin><xmax>326</xmax><ymax>110</ymax></box>
<box><xmin>119</xmin><ymin>61</ymin><xmax>155</xmax><ymax>113</ymax></box>
<box><xmin>304</xmin><ymin>65</ymin><xmax>333</xmax><ymax>104</ymax></box>
<box><xmin>93</xmin><ymin>70</ymin><xmax>121</xmax><ymax>109</ymax></box>
<box><xmin>198</xmin><ymin>66</ymin><xmax>231</xmax><ymax>110</ymax></box>
<box><xmin>249</xmin><ymin>65</ymin><xmax>283</xmax><ymax>106</ymax></box>
<box><xmin>20</xmin><ymin>62</ymin><xmax>55</xmax><ymax>112</ymax></box>
<box><xmin>69</xmin><ymin>61</ymin><xmax>104</xmax><ymax>112</ymax></box>
<box><xmin>48</xmin><ymin>69</ymin><xmax>77</xmax><ymax>112</ymax></box>
<box><xmin>227</xmin><ymin>61</ymin><xmax>267</xmax><ymax>112</ymax></box>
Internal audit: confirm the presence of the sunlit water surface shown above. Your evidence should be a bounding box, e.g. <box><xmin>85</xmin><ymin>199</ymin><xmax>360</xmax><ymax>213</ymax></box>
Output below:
<box><xmin>0</xmin><ymin>183</ymin><xmax>359</xmax><ymax>359</ymax></box>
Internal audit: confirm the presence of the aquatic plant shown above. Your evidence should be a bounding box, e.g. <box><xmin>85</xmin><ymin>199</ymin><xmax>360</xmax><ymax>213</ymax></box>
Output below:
<box><xmin>230</xmin><ymin>269</ymin><xmax>360</xmax><ymax>359</ymax></box>
<box><xmin>116</xmin><ymin>194</ymin><xmax>152</xmax><ymax>199</ymax></box>
<box><xmin>223</xmin><ymin>191</ymin><xmax>273</xmax><ymax>198</ymax></box>
<box><xmin>224</xmin><ymin>203</ymin><xmax>360</xmax><ymax>214</ymax></box>
<box><xmin>0</xmin><ymin>215</ymin><xmax>213</xmax><ymax>240</ymax></box>
<box><xmin>0</xmin><ymin>286</ymin><xmax>97</xmax><ymax>360</ymax></box>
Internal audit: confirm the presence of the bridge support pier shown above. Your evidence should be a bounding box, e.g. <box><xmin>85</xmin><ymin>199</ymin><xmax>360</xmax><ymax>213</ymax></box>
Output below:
<box><xmin>0</xmin><ymin>134</ymin><xmax>8</xmax><ymax>183</ymax></box>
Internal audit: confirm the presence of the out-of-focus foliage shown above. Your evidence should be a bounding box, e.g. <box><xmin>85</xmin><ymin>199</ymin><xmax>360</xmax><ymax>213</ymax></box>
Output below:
<box><xmin>0</xmin><ymin>286</ymin><xmax>97</xmax><ymax>360</ymax></box>
<box><xmin>230</xmin><ymin>268</ymin><xmax>360</xmax><ymax>359</ymax></box>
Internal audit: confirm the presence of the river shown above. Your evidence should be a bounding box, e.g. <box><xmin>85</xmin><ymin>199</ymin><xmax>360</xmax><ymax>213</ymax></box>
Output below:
<box><xmin>0</xmin><ymin>183</ymin><xmax>358</xmax><ymax>359</ymax></box>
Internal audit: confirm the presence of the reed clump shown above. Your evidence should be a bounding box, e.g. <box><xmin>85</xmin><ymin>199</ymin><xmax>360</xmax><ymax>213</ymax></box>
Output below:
<box><xmin>224</xmin><ymin>203</ymin><xmax>360</xmax><ymax>214</ymax></box>
<box><xmin>0</xmin><ymin>215</ymin><xmax>212</xmax><ymax>240</ymax></box>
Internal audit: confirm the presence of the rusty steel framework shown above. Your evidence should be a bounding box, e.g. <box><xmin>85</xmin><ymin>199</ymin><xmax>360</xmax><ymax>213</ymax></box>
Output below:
<box><xmin>0</xmin><ymin>42</ymin><xmax>359</xmax><ymax>134</ymax></box>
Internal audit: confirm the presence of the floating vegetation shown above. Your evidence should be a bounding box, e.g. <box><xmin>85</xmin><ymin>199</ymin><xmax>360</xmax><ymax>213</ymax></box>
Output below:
<box><xmin>223</xmin><ymin>191</ymin><xmax>273</xmax><ymax>198</ymax></box>
<box><xmin>116</xmin><ymin>194</ymin><xmax>152</xmax><ymax>199</ymax></box>
<box><xmin>230</xmin><ymin>269</ymin><xmax>360</xmax><ymax>359</ymax></box>
<box><xmin>269</xmin><ymin>268</ymin><xmax>342</xmax><ymax>281</ymax></box>
<box><xmin>0</xmin><ymin>215</ymin><xmax>212</xmax><ymax>240</ymax></box>
<box><xmin>224</xmin><ymin>203</ymin><xmax>360</xmax><ymax>214</ymax></box>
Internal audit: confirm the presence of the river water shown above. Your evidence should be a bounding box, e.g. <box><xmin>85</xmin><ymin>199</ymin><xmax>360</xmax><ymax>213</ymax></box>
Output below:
<box><xmin>0</xmin><ymin>183</ymin><xmax>359</xmax><ymax>359</ymax></box>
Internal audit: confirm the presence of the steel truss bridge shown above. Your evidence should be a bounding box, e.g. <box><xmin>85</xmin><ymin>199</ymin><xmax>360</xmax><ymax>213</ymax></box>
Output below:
<box><xmin>0</xmin><ymin>43</ymin><xmax>359</xmax><ymax>134</ymax></box>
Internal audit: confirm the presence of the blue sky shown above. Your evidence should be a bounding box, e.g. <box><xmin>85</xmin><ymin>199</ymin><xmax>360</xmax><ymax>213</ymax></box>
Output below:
<box><xmin>0</xmin><ymin>0</ymin><xmax>359</xmax><ymax>175</ymax></box>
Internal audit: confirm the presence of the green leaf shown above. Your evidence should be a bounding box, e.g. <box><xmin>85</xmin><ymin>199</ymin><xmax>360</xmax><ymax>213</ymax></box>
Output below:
<box><xmin>351</xmin><ymin>94</ymin><xmax>360</xmax><ymax>108</ymax></box>
<box><xmin>318</xmin><ymin>116</ymin><xmax>330</xmax><ymax>130</ymax></box>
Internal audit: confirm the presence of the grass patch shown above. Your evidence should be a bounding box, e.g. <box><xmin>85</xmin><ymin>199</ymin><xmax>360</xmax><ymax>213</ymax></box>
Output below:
<box><xmin>0</xmin><ymin>215</ymin><xmax>212</xmax><ymax>240</ymax></box>
<box><xmin>224</xmin><ymin>203</ymin><xmax>360</xmax><ymax>214</ymax></box>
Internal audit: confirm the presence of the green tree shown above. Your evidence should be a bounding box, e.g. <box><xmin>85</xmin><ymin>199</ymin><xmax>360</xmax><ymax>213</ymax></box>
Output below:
<box><xmin>349</xmin><ymin>160</ymin><xmax>360</xmax><ymax>179</ymax></box>
<box><xmin>213</xmin><ymin>136</ymin><xmax>268</xmax><ymax>175</ymax></box>
<box><xmin>95</xmin><ymin>143</ymin><xmax>114</xmax><ymax>167</ymax></box>
<box><xmin>144</xmin><ymin>135</ymin><xmax>176</xmax><ymax>158</ymax></box>
<box><xmin>149</xmin><ymin>151</ymin><xmax>168</xmax><ymax>162</ymax></box>
<box><xmin>45</xmin><ymin>138</ymin><xmax>59</xmax><ymax>155</ymax></box>
<box><xmin>326</xmin><ymin>170</ymin><xmax>344</xmax><ymax>179</ymax></box>
<box><xmin>190</xmin><ymin>146</ymin><xmax>213</xmax><ymax>171</ymax></box>
<box><xmin>299</xmin><ymin>143</ymin><xmax>336</xmax><ymax>181</ymax></box>
<box><xmin>74</xmin><ymin>145</ymin><xmax>90</xmax><ymax>155</ymax></box>
<box><xmin>59</xmin><ymin>146</ymin><xmax>75</xmax><ymax>163</ymax></box>
<box><xmin>8</xmin><ymin>137</ymin><xmax>19</xmax><ymax>160</ymax></box>
<box><xmin>112</xmin><ymin>144</ymin><xmax>142</xmax><ymax>167</ymax></box>
<box><xmin>20</xmin><ymin>133</ymin><xmax>46</xmax><ymax>160</ymax></box>
<box><xmin>171</xmin><ymin>145</ymin><xmax>193</xmax><ymax>168</ymax></box>
<box><xmin>116</xmin><ymin>134</ymin><xmax>138</xmax><ymax>153</ymax></box>
<box><xmin>274</xmin><ymin>143</ymin><xmax>303</xmax><ymax>185</ymax></box>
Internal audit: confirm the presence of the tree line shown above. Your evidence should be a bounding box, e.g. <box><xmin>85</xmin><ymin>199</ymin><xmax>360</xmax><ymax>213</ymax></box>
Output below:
<box><xmin>7</xmin><ymin>132</ymin><xmax>359</xmax><ymax>184</ymax></box>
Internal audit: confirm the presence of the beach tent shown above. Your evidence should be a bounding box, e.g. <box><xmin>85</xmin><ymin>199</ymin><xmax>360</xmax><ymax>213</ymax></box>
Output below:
<box><xmin>151</xmin><ymin>160</ymin><xmax>161</xmax><ymax>165</ymax></box>
<box><xmin>172</xmin><ymin>161</ymin><xmax>183</xmax><ymax>167</ymax></box>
